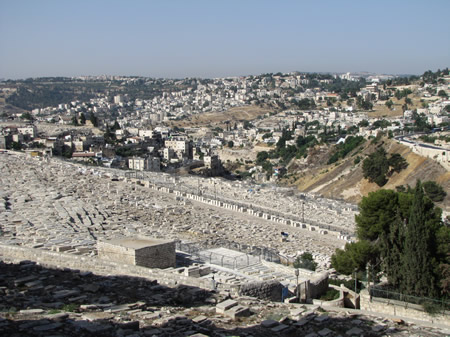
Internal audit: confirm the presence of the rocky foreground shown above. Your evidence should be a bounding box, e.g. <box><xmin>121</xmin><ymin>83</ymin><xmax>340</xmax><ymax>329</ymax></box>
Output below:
<box><xmin>0</xmin><ymin>261</ymin><xmax>447</xmax><ymax>337</ymax></box>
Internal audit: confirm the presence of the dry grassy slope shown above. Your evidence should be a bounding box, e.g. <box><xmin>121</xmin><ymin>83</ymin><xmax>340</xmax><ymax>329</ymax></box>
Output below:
<box><xmin>287</xmin><ymin>138</ymin><xmax>450</xmax><ymax>209</ymax></box>
<box><xmin>368</xmin><ymin>90</ymin><xmax>423</xmax><ymax>118</ymax></box>
<box><xmin>168</xmin><ymin>106</ymin><xmax>271</xmax><ymax>128</ymax></box>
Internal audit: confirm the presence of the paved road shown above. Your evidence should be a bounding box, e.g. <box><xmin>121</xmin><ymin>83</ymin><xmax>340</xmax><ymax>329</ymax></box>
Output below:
<box><xmin>395</xmin><ymin>134</ymin><xmax>450</xmax><ymax>151</ymax></box>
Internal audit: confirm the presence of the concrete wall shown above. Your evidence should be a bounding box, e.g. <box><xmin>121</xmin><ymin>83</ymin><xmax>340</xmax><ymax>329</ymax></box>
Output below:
<box><xmin>360</xmin><ymin>289</ymin><xmax>450</xmax><ymax>326</ymax></box>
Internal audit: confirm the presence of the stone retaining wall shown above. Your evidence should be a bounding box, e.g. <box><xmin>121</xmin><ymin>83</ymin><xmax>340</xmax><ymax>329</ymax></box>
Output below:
<box><xmin>0</xmin><ymin>244</ymin><xmax>237</xmax><ymax>293</ymax></box>
<box><xmin>360</xmin><ymin>289</ymin><xmax>450</xmax><ymax>326</ymax></box>
<box><xmin>239</xmin><ymin>280</ymin><xmax>283</xmax><ymax>301</ymax></box>
<box><xmin>397</xmin><ymin>138</ymin><xmax>450</xmax><ymax>170</ymax></box>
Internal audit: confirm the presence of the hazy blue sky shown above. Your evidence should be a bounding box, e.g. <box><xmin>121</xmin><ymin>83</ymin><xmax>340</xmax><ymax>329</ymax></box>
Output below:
<box><xmin>1</xmin><ymin>0</ymin><xmax>449</xmax><ymax>79</ymax></box>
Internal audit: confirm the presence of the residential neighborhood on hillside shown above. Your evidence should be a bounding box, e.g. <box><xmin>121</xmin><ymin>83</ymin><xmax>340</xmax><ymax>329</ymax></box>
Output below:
<box><xmin>1</xmin><ymin>70</ymin><xmax>449</xmax><ymax>181</ymax></box>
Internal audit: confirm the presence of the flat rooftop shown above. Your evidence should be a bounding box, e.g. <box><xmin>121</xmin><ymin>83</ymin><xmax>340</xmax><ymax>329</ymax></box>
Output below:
<box><xmin>101</xmin><ymin>237</ymin><xmax>174</xmax><ymax>249</ymax></box>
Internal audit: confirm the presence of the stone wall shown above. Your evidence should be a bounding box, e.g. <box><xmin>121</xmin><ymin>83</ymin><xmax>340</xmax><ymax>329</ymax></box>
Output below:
<box><xmin>307</xmin><ymin>272</ymin><xmax>329</xmax><ymax>300</ymax></box>
<box><xmin>135</xmin><ymin>241</ymin><xmax>176</xmax><ymax>268</ymax></box>
<box><xmin>238</xmin><ymin>280</ymin><xmax>283</xmax><ymax>301</ymax></box>
<box><xmin>360</xmin><ymin>289</ymin><xmax>450</xmax><ymax>326</ymax></box>
<box><xmin>340</xmin><ymin>284</ymin><xmax>360</xmax><ymax>309</ymax></box>
<box><xmin>97</xmin><ymin>241</ymin><xmax>136</xmax><ymax>265</ymax></box>
<box><xmin>311</xmin><ymin>284</ymin><xmax>359</xmax><ymax>309</ymax></box>
<box><xmin>312</xmin><ymin>291</ymin><xmax>345</xmax><ymax>308</ymax></box>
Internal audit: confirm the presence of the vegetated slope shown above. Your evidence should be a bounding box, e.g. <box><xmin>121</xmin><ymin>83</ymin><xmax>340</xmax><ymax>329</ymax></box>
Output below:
<box><xmin>285</xmin><ymin>137</ymin><xmax>450</xmax><ymax>210</ymax></box>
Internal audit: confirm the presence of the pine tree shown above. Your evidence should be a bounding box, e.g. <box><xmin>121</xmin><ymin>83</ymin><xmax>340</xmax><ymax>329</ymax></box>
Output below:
<box><xmin>402</xmin><ymin>181</ymin><xmax>437</xmax><ymax>297</ymax></box>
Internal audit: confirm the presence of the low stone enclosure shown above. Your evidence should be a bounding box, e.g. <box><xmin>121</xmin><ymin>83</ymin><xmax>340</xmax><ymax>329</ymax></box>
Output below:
<box><xmin>312</xmin><ymin>284</ymin><xmax>359</xmax><ymax>309</ymax></box>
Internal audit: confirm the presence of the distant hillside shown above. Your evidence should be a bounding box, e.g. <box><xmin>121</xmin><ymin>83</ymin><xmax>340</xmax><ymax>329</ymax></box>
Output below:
<box><xmin>282</xmin><ymin>137</ymin><xmax>450</xmax><ymax>211</ymax></box>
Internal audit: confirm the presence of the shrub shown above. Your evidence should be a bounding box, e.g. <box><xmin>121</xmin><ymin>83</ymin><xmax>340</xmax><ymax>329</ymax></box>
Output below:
<box><xmin>319</xmin><ymin>288</ymin><xmax>340</xmax><ymax>301</ymax></box>
<box><xmin>293</xmin><ymin>252</ymin><xmax>317</xmax><ymax>271</ymax></box>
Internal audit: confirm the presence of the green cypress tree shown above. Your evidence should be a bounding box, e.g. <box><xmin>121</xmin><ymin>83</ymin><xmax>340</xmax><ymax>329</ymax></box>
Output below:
<box><xmin>402</xmin><ymin>181</ymin><xmax>437</xmax><ymax>297</ymax></box>
<box><xmin>381</xmin><ymin>211</ymin><xmax>405</xmax><ymax>289</ymax></box>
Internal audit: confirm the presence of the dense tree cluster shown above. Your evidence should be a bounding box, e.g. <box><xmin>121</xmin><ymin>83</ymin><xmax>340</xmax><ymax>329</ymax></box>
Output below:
<box><xmin>323</xmin><ymin>77</ymin><xmax>366</xmax><ymax>98</ymax></box>
<box><xmin>362</xmin><ymin>148</ymin><xmax>408</xmax><ymax>186</ymax></box>
<box><xmin>411</xmin><ymin>111</ymin><xmax>432</xmax><ymax>132</ymax></box>
<box><xmin>394</xmin><ymin>88</ymin><xmax>412</xmax><ymax>100</ymax></box>
<box><xmin>422</xmin><ymin>68</ymin><xmax>449</xmax><ymax>84</ymax></box>
<box><xmin>103</xmin><ymin>121</ymin><xmax>121</xmax><ymax>144</ymax></box>
<box><xmin>115</xmin><ymin>145</ymin><xmax>146</xmax><ymax>157</ymax></box>
<box><xmin>356</xmin><ymin>96</ymin><xmax>373</xmax><ymax>110</ymax></box>
<box><xmin>331</xmin><ymin>182</ymin><xmax>449</xmax><ymax>299</ymax></box>
<box><xmin>20</xmin><ymin>112</ymin><xmax>34</xmax><ymax>121</ymax></box>
<box><xmin>385</xmin><ymin>100</ymin><xmax>394</xmax><ymax>109</ymax></box>
<box><xmin>438</xmin><ymin>90</ymin><xmax>448</xmax><ymax>99</ymax></box>
<box><xmin>291</xmin><ymin>98</ymin><xmax>316</xmax><ymax>110</ymax></box>
<box><xmin>372</xmin><ymin>119</ymin><xmax>391</xmax><ymax>130</ymax></box>
<box><xmin>6</xmin><ymin>85</ymin><xmax>96</xmax><ymax>110</ymax></box>
<box><xmin>384</xmin><ymin>75</ymin><xmax>420</xmax><ymax>87</ymax></box>
<box><xmin>89</xmin><ymin>114</ymin><xmax>99</xmax><ymax>127</ymax></box>
<box><xmin>423</xmin><ymin>181</ymin><xmax>447</xmax><ymax>202</ymax></box>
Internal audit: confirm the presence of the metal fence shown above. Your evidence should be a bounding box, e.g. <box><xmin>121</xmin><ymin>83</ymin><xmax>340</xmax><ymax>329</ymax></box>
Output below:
<box><xmin>369</xmin><ymin>287</ymin><xmax>450</xmax><ymax>314</ymax></box>
<box><xmin>175</xmin><ymin>239</ymin><xmax>290</xmax><ymax>269</ymax></box>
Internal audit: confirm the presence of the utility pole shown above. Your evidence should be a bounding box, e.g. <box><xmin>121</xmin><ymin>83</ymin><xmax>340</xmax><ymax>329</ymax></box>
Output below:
<box><xmin>302</xmin><ymin>201</ymin><xmax>305</xmax><ymax>223</ymax></box>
